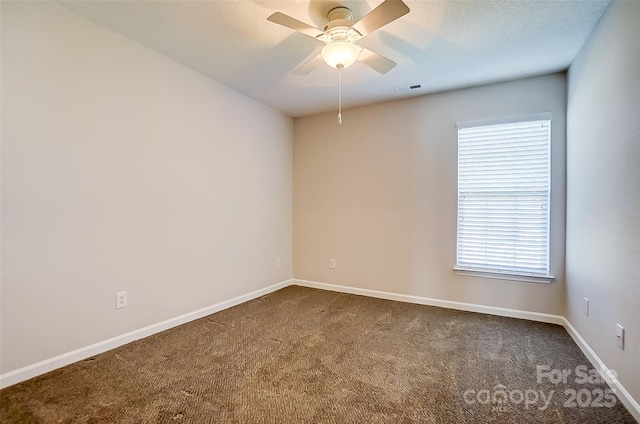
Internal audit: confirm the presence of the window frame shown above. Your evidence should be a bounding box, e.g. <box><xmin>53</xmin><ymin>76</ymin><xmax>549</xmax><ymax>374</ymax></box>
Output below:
<box><xmin>453</xmin><ymin>113</ymin><xmax>554</xmax><ymax>284</ymax></box>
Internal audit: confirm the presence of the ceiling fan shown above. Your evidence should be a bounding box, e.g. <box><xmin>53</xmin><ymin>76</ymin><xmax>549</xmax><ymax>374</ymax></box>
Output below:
<box><xmin>267</xmin><ymin>0</ymin><xmax>410</xmax><ymax>124</ymax></box>
<box><xmin>267</xmin><ymin>0</ymin><xmax>410</xmax><ymax>75</ymax></box>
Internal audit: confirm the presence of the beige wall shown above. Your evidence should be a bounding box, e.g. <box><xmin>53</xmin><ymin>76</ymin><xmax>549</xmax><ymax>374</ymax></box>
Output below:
<box><xmin>1</xmin><ymin>2</ymin><xmax>293</xmax><ymax>373</ymax></box>
<box><xmin>294</xmin><ymin>73</ymin><xmax>566</xmax><ymax>315</ymax></box>
<box><xmin>566</xmin><ymin>0</ymin><xmax>640</xmax><ymax>403</ymax></box>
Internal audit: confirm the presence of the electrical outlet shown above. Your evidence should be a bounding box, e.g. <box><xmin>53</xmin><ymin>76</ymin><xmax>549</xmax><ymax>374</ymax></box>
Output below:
<box><xmin>116</xmin><ymin>291</ymin><xmax>127</xmax><ymax>309</ymax></box>
<box><xmin>276</xmin><ymin>257</ymin><xmax>281</xmax><ymax>268</ymax></box>
<box><xmin>584</xmin><ymin>297</ymin><xmax>589</xmax><ymax>317</ymax></box>
<box><xmin>616</xmin><ymin>324</ymin><xmax>624</xmax><ymax>350</ymax></box>
<box><xmin>329</xmin><ymin>258</ymin><xmax>336</xmax><ymax>269</ymax></box>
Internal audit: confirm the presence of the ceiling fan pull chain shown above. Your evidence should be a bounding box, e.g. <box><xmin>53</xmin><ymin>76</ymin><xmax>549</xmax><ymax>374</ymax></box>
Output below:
<box><xmin>338</xmin><ymin>64</ymin><xmax>343</xmax><ymax>125</ymax></box>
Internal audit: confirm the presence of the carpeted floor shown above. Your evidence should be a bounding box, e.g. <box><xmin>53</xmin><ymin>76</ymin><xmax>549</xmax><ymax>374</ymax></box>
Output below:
<box><xmin>0</xmin><ymin>285</ymin><xmax>636</xmax><ymax>423</ymax></box>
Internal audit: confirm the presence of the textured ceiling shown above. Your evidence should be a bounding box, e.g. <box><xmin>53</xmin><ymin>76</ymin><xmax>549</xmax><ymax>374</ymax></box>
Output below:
<box><xmin>57</xmin><ymin>0</ymin><xmax>610</xmax><ymax>118</ymax></box>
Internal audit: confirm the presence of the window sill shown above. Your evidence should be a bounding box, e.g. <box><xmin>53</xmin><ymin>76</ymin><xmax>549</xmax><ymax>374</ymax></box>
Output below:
<box><xmin>453</xmin><ymin>267</ymin><xmax>555</xmax><ymax>284</ymax></box>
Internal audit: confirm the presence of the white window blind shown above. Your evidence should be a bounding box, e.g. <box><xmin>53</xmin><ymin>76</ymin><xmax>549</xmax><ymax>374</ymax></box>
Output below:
<box><xmin>456</xmin><ymin>117</ymin><xmax>551</xmax><ymax>278</ymax></box>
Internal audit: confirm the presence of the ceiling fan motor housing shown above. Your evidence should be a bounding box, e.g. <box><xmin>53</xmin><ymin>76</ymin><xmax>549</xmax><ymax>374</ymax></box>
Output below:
<box><xmin>323</xmin><ymin>7</ymin><xmax>362</xmax><ymax>43</ymax></box>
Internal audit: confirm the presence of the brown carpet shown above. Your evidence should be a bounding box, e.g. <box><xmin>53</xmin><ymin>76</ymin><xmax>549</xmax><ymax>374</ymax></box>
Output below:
<box><xmin>0</xmin><ymin>285</ymin><xmax>636</xmax><ymax>423</ymax></box>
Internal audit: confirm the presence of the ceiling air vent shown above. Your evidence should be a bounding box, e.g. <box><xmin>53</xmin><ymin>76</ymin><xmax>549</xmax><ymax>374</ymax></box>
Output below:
<box><xmin>394</xmin><ymin>83</ymin><xmax>422</xmax><ymax>93</ymax></box>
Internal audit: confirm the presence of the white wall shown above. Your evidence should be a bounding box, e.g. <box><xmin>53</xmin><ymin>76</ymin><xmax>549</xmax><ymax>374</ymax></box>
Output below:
<box><xmin>1</xmin><ymin>2</ymin><xmax>292</xmax><ymax>374</ymax></box>
<box><xmin>566</xmin><ymin>0</ymin><xmax>640</xmax><ymax>404</ymax></box>
<box><xmin>294</xmin><ymin>73</ymin><xmax>566</xmax><ymax>315</ymax></box>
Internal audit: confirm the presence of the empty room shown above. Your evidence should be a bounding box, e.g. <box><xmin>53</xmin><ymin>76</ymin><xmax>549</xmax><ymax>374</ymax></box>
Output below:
<box><xmin>1</xmin><ymin>0</ymin><xmax>638</xmax><ymax>422</ymax></box>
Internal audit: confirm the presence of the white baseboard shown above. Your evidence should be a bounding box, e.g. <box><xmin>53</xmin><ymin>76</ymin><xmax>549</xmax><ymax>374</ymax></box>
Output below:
<box><xmin>3</xmin><ymin>277</ymin><xmax>638</xmax><ymax>421</ymax></box>
<box><xmin>0</xmin><ymin>279</ymin><xmax>292</xmax><ymax>389</ymax></box>
<box><xmin>293</xmin><ymin>279</ymin><xmax>565</xmax><ymax>325</ymax></box>
<box><xmin>563</xmin><ymin>318</ymin><xmax>640</xmax><ymax>422</ymax></box>
<box><xmin>293</xmin><ymin>278</ymin><xmax>639</xmax><ymax>421</ymax></box>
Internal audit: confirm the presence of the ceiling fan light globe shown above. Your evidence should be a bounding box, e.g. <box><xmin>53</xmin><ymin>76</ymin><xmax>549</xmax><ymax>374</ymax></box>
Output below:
<box><xmin>321</xmin><ymin>42</ymin><xmax>362</xmax><ymax>69</ymax></box>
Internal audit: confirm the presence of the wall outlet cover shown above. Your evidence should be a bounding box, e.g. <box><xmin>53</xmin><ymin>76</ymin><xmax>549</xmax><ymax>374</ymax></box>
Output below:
<box><xmin>584</xmin><ymin>297</ymin><xmax>589</xmax><ymax>317</ymax></box>
<box><xmin>116</xmin><ymin>291</ymin><xmax>127</xmax><ymax>309</ymax></box>
<box><xmin>616</xmin><ymin>324</ymin><xmax>624</xmax><ymax>350</ymax></box>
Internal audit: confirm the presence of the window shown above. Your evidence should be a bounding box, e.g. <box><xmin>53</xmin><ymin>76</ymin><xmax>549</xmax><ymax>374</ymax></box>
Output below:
<box><xmin>455</xmin><ymin>115</ymin><xmax>553</xmax><ymax>283</ymax></box>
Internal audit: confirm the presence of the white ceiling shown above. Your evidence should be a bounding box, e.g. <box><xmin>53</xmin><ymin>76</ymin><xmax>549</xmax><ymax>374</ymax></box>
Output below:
<box><xmin>57</xmin><ymin>0</ymin><xmax>610</xmax><ymax>118</ymax></box>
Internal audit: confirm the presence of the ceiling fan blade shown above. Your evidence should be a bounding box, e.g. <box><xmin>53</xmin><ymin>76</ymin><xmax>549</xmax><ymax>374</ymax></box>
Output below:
<box><xmin>358</xmin><ymin>47</ymin><xmax>397</xmax><ymax>74</ymax></box>
<box><xmin>352</xmin><ymin>0</ymin><xmax>410</xmax><ymax>37</ymax></box>
<box><xmin>293</xmin><ymin>54</ymin><xmax>323</xmax><ymax>76</ymax></box>
<box><xmin>267</xmin><ymin>12</ymin><xmax>325</xmax><ymax>39</ymax></box>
